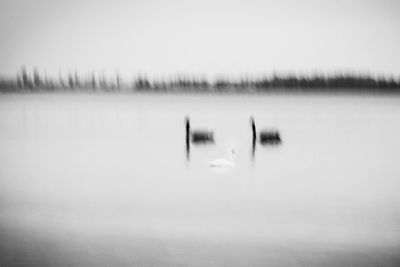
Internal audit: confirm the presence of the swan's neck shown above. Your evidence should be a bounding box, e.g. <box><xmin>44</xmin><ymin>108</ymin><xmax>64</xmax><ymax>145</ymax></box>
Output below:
<box><xmin>251</xmin><ymin>122</ymin><xmax>256</xmax><ymax>139</ymax></box>
<box><xmin>185</xmin><ymin>119</ymin><xmax>190</xmax><ymax>141</ymax></box>
<box><xmin>185</xmin><ymin>120</ymin><xmax>190</xmax><ymax>132</ymax></box>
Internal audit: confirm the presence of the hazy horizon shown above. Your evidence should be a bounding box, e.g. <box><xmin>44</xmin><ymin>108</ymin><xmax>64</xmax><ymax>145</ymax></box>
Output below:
<box><xmin>1</xmin><ymin>0</ymin><xmax>400</xmax><ymax>79</ymax></box>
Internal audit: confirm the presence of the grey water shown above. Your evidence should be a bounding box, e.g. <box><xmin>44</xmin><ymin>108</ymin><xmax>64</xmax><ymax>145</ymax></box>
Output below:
<box><xmin>0</xmin><ymin>94</ymin><xmax>400</xmax><ymax>266</ymax></box>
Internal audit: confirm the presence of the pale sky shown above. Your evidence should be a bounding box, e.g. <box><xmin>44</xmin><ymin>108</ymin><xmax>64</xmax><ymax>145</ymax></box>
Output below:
<box><xmin>0</xmin><ymin>0</ymin><xmax>399</xmax><ymax>78</ymax></box>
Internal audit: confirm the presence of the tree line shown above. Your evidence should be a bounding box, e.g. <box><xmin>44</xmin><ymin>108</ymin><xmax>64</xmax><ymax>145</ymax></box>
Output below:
<box><xmin>0</xmin><ymin>67</ymin><xmax>399</xmax><ymax>93</ymax></box>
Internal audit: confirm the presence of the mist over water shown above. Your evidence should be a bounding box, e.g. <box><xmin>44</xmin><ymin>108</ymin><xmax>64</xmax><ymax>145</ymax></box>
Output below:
<box><xmin>1</xmin><ymin>94</ymin><xmax>400</xmax><ymax>266</ymax></box>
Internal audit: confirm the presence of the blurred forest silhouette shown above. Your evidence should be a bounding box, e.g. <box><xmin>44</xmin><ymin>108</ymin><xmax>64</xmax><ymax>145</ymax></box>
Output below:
<box><xmin>0</xmin><ymin>66</ymin><xmax>399</xmax><ymax>93</ymax></box>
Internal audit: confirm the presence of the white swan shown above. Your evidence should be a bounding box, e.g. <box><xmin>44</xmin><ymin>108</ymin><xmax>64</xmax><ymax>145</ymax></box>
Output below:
<box><xmin>209</xmin><ymin>148</ymin><xmax>236</xmax><ymax>167</ymax></box>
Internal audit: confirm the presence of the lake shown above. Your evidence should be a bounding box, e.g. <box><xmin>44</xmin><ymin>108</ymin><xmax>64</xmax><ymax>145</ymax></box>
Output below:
<box><xmin>0</xmin><ymin>93</ymin><xmax>400</xmax><ymax>266</ymax></box>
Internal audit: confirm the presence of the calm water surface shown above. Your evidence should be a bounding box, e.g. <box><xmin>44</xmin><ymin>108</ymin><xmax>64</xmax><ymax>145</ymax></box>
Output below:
<box><xmin>0</xmin><ymin>94</ymin><xmax>400</xmax><ymax>266</ymax></box>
